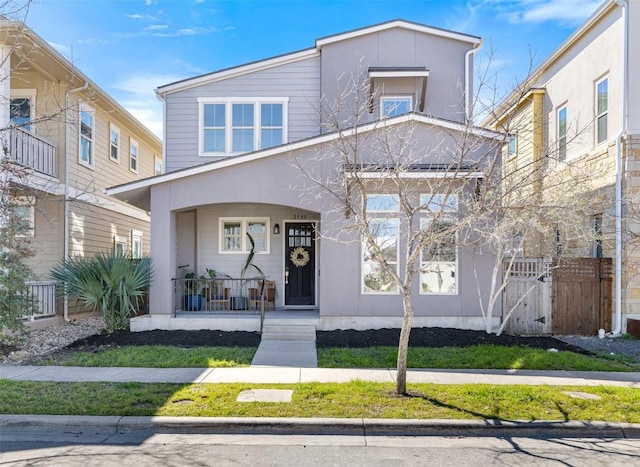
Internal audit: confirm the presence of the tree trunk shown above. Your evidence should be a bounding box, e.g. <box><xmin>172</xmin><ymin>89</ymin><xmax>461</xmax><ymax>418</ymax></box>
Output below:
<box><xmin>395</xmin><ymin>292</ymin><xmax>414</xmax><ymax>395</ymax></box>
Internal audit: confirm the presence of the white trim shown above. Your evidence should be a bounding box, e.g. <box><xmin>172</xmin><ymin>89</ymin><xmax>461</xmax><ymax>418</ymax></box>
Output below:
<box><xmin>157</xmin><ymin>49</ymin><xmax>319</xmax><ymax>96</ymax></box>
<box><xmin>219</xmin><ymin>217</ymin><xmax>270</xmax><ymax>254</ymax></box>
<box><xmin>594</xmin><ymin>74</ymin><xmax>609</xmax><ymax>147</ymax></box>
<box><xmin>349</xmin><ymin>171</ymin><xmax>485</xmax><ymax>179</ymax></box>
<box><xmin>109</xmin><ymin>123</ymin><xmax>120</xmax><ymax>163</ymax></box>
<box><xmin>316</xmin><ymin>20</ymin><xmax>481</xmax><ymax>48</ymax></box>
<box><xmin>67</xmin><ymin>186</ymin><xmax>151</xmax><ymax>222</ymax></box>
<box><xmin>107</xmin><ymin>113</ymin><xmax>503</xmax><ymax>199</ymax></box>
<box><xmin>154</xmin><ymin>156</ymin><xmax>163</xmax><ymax>176</ymax></box>
<box><xmin>370</xmin><ymin>70</ymin><xmax>430</xmax><ymax>78</ymax></box>
<box><xmin>114</xmin><ymin>234</ymin><xmax>127</xmax><ymax>254</ymax></box>
<box><xmin>131</xmin><ymin>229</ymin><xmax>143</xmax><ymax>258</ymax></box>
<box><xmin>129</xmin><ymin>137</ymin><xmax>139</xmax><ymax>173</ymax></box>
<box><xmin>78</xmin><ymin>102</ymin><xmax>95</xmax><ymax>169</ymax></box>
<box><xmin>10</xmin><ymin>88</ymin><xmax>37</xmax><ymax>130</ymax></box>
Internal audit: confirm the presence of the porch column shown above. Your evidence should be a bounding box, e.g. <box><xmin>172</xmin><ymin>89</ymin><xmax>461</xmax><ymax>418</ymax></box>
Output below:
<box><xmin>149</xmin><ymin>185</ymin><xmax>176</xmax><ymax>315</ymax></box>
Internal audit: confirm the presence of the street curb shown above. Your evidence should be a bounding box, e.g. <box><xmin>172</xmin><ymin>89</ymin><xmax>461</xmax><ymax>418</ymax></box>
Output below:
<box><xmin>2</xmin><ymin>415</ymin><xmax>640</xmax><ymax>438</ymax></box>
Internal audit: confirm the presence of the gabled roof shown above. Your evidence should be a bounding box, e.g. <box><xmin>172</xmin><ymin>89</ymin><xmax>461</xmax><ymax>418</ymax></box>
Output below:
<box><xmin>156</xmin><ymin>19</ymin><xmax>480</xmax><ymax>96</ymax></box>
<box><xmin>106</xmin><ymin>113</ymin><xmax>504</xmax><ymax>211</ymax></box>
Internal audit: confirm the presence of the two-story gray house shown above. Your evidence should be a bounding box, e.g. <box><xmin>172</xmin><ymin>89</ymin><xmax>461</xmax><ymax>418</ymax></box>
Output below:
<box><xmin>108</xmin><ymin>20</ymin><xmax>503</xmax><ymax>332</ymax></box>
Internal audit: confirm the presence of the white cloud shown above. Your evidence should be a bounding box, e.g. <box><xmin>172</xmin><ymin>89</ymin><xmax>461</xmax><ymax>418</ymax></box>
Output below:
<box><xmin>48</xmin><ymin>41</ymin><xmax>72</xmax><ymax>58</ymax></box>
<box><xmin>493</xmin><ymin>0</ymin><xmax>602</xmax><ymax>26</ymax></box>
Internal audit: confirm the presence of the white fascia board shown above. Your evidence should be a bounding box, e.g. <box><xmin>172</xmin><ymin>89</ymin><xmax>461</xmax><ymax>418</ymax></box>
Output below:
<box><xmin>68</xmin><ymin>186</ymin><xmax>150</xmax><ymax>222</ymax></box>
<box><xmin>316</xmin><ymin>20</ymin><xmax>481</xmax><ymax>48</ymax></box>
<box><xmin>369</xmin><ymin>70</ymin><xmax>430</xmax><ymax>78</ymax></box>
<box><xmin>156</xmin><ymin>49</ymin><xmax>319</xmax><ymax>96</ymax></box>
<box><xmin>106</xmin><ymin>113</ymin><xmax>501</xmax><ymax>198</ymax></box>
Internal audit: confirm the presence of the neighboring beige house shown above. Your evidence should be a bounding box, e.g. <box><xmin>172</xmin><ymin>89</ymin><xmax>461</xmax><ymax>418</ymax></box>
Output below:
<box><xmin>2</xmin><ymin>20</ymin><xmax>162</xmax><ymax>323</ymax></box>
<box><xmin>485</xmin><ymin>0</ymin><xmax>640</xmax><ymax>334</ymax></box>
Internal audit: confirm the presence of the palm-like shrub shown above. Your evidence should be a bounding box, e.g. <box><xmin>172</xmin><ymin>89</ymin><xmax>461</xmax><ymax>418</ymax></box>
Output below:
<box><xmin>50</xmin><ymin>252</ymin><xmax>152</xmax><ymax>333</ymax></box>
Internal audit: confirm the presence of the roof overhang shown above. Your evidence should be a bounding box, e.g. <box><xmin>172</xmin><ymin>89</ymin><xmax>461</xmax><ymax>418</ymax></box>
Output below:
<box><xmin>368</xmin><ymin>67</ymin><xmax>429</xmax><ymax>113</ymax></box>
<box><xmin>106</xmin><ymin>113</ymin><xmax>504</xmax><ymax>211</ymax></box>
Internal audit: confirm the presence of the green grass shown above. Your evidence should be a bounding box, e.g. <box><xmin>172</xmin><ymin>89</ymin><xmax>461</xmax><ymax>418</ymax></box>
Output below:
<box><xmin>317</xmin><ymin>345</ymin><xmax>639</xmax><ymax>372</ymax></box>
<box><xmin>41</xmin><ymin>345</ymin><xmax>256</xmax><ymax>368</ymax></box>
<box><xmin>1</xmin><ymin>380</ymin><xmax>639</xmax><ymax>422</ymax></box>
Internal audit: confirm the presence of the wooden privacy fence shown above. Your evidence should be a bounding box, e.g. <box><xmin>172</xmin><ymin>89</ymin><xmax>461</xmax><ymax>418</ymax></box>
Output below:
<box><xmin>502</xmin><ymin>258</ymin><xmax>612</xmax><ymax>336</ymax></box>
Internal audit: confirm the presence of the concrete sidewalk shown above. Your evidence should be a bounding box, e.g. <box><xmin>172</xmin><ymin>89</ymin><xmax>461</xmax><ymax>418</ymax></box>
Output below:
<box><xmin>2</xmin><ymin>365</ymin><xmax>639</xmax><ymax>387</ymax></box>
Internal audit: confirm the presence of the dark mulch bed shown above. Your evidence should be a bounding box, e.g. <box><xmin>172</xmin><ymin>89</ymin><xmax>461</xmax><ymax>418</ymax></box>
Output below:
<box><xmin>64</xmin><ymin>327</ymin><xmax>592</xmax><ymax>356</ymax></box>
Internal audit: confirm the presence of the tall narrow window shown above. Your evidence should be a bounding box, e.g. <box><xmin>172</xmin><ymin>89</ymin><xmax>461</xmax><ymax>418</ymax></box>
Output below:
<box><xmin>114</xmin><ymin>235</ymin><xmax>126</xmax><ymax>255</ymax></box>
<box><xmin>203</xmin><ymin>103</ymin><xmax>226</xmax><ymax>152</ymax></box>
<box><xmin>222</xmin><ymin>221</ymin><xmax>242</xmax><ymax>252</ymax></box>
<box><xmin>596</xmin><ymin>76</ymin><xmax>608</xmax><ymax>144</ymax></box>
<box><xmin>594</xmin><ymin>214</ymin><xmax>603</xmax><ymax>258</ymax></box>
<box><xmin>12</xmin><ymin>197</ymin><xmax>35</xmax><ymax>237</ymax></box>
<box><xmin>362</xmin><ymin>218</ymin><xmax>399</xmax><ymax>294</ymax></box>
<box><xmin>232</xmin><ymin>103</ymin><xmax>254</xmax><ymax>152</ymax></box>
<box><xmin>79</xmin><ymin>104</ymin><xmax>95</xmax><ymax>167</ymax></box>
<box><xmin>154</xmin><ymin>156</ymin><xmax>163</xmax><ymax>175</ymax></box>
<box><xmin>420</xmin><ymin>219</ymin><xmax>457</xmax><ymax>295</ymax></box>
<box><xmin>380</xmin><ymin>96</ymin><xmax>412</xmax><ymax>118</ymax></box>
<box><xmin>131</xmin><ymin>230</ymin><xmax>143</xmax><ymax>259</ymax></box>
<box><xmin>557</xmin><ymin>106</ymin><xmax>567</xmax><ymax>161</ymax></box>
<box><xmin>109</xmin><ymin>124</ymin><xmax>120</xmax><ymax>162</ymax></box>
<box><xmin>508</xmin><ymin>133</ymin><xmax>517</xmax><ymax>157</ymax></box>
<box><xmin>260</xmin><ymin>103</ymin><xmax>283</xmax><ymax>149</ymax></box>
<box><xmin>129</xmin><ymin>138</ymin><xmax>138</xmax><ymax>173</ymax></box>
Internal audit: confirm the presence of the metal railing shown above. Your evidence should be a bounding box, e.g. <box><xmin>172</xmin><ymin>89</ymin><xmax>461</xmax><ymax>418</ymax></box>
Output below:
<box><xmin>5</xmin><ymin>127</ymin><xmax>58</xmax><ymax>178</ymax></box>
<box><xmin>22</xmin><ymin>280</ymin><xmax>57</xmax><ymax>321</ymax></box>
<box><xmin>173</xmin><ymin>277</ymin><xmax>266</xmax><ymax>314</ymax></box>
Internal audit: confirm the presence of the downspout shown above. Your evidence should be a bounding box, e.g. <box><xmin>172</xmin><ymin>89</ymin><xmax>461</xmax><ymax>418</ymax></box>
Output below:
<box><xmin>63</xmin><ymin>80</ymin><xmax>89</xmax><ymax>321</ymax></box>
<box><xmin>612</xmin><ymin>0</ymin><xmax>628</xmax><ymax>335</ymax></box>
<box><xmin>465</xmin><ymin>40</ymin><xmax>483</xmax><ymax>124</ymax></box>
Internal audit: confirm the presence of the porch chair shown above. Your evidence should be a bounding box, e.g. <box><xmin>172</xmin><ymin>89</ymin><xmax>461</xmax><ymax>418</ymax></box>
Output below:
<box><xmin>264</xmin><ymin>280</ymin><xmax>276</xmax><ymax>311</ymax></box>
<box><xmin>208</xmin><ymin>285</ymin><xmax>230</xmax><ymax>311</ymax></box>
<box><xmin>248</xmin><ymin>287</ymin><xmax>262</xmax><ymax>310</ymax></box>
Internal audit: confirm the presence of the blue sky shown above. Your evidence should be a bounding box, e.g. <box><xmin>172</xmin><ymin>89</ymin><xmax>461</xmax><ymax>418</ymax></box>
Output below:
<box><xmin>25</xmin><ymin>0</ymin><xmax>604</xmax><ymax>137</ymax></box>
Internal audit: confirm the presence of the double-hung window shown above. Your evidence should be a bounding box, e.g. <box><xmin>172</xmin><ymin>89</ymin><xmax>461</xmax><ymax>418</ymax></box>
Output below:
<box><xmin>109</xmin><ymin>124</ymin><xmax>120</xmax><ymax>162</ymax></box>
<box><xmin>380</xmin><ymin>96</ymin><xmax>412</xmax><ymax>118</ymax></box>
<box><xmin>199</xmin><ymin>98</ymin><xmax>288</xmax><ymax>156</ymax></box>
<box><xmin>79</xmin><ymin>103</ymin><xmax>95</xmax><ymax>168</ymax></box>
<box><xmin>362</xmin><ymin>194</ymin><xmax>399</xmax><ymax>294</ymax></box>
<box><xmin>129</xmin><ymin>138</ymin><xmax>138</xmax><ymax>173</ymax></box>
<box><xmin>219</xmin><ymin>217</ymin><xmax>269</xmax><ymax>254</ymax></box>
<box><xmin>595</xmin><ymin>76</ymin><xmax>608</xmax><ymax>145</ymax></box>
<box><xmin>420</xmin><ymin>193</ymin><xmax>458</xmax><ymax>214</ymax></box>
<box><xmin>508</xmin><ymin>133</ymin><xmax>517</xmax><ymax>158</ymax></box>
<box><xmin>12</xmin><ymin>197</ymin><xmax>35</xmax><ymax>237</ymax></box>
<box><xmin>557</xmin><ymin>106</ymin><xmax>567</xmax><ymax>161</ymax></box>
<box><xmin>131</xmin><ymin>230</ymin><xmax>143</xmax><ymax>258</ymax></box>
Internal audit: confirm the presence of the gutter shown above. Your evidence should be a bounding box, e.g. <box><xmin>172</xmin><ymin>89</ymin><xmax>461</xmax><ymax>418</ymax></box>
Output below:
<box><xmin>465</xmin><ymin>40</ymin><xmax>482</xmax><ymax>123</ymax></box>
<box><xmin>612</xmin><ymin>0</ymin><xmax>628</xmax><ymax>336</ymax></box>
<box><xmin>62</xmin><ymin>81</ymin><xmax>89</xmax><ymax>322</ymax></box>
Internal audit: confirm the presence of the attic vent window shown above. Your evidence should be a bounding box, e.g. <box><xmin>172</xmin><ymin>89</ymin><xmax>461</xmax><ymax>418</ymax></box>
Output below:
<box><xmin>368</xmin><ymin>67</ymin><xmax>429</xmax><ymax>113</ymax></box>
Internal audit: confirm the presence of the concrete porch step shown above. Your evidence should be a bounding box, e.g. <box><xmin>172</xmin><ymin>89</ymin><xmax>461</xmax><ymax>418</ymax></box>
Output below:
<box><xmin>260</xmin><ymin>324</ymin><xmax>316</xmax><ymax>341</ymax></box>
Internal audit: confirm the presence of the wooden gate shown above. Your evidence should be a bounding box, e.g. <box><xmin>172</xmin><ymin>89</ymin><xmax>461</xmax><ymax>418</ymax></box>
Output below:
<box><xmin>551</xmin><ymin>258</ymin><xmax>612</xmax><ymax>335</ymax></box>
<box><xmin>503</xmin><ymin>258</ymin><xmax>552</xmax><ymax>335</ymax></box>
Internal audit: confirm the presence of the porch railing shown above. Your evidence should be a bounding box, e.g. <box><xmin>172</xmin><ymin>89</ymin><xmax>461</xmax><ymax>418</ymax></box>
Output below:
<box><xmin>173</xmin><ymin>277</ymin><xmax>266</xmax><ymax>316</ymax></box>
<box><xmin>22</xmin><ymin>280</ymin><xmax>58</xmax><ymax>321</ymax></box>
<box><xmin>5</xmin><ymin>127</ymin><xmax>58</xmax><ymax>178</ymax></box>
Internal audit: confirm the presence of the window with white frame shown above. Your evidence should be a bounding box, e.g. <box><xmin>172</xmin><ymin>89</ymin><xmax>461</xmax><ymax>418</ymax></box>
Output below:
<box><xmin>199</xmin><ymin>98</ymin><xmax>288</xmax><ymax>155</ymax></box>
<box><xmin>380</xmin><ymin>96</ymin><xmax>412</xmax><ymax>118</ymax></box>
<box><xmin>219</xmin><ymin>217</ymin><xmax>269</xmax><ymax>253</ymax></box>
<box><xmin>131</xmin><ymin>230</ymin><xmax>143</xmax><ymax>258</ymax></box>
<box><xmin>10</xmin><ymin>90</ymin><xmax>36</xmax><ymax>131</ymax></box>
<box><xmin>420</xmin><ymin>218</ymin><xmax>457</xmax><ymax>295</ymax></box>
<box><xmin>154</xmin><ymin>156</ymin><xmax>163</xmax><ymax>175</ymax></box>
<box><xmin>109</xmin><ymin>124</ymin><xmax>120</xmax><ymax>162</ymax></box>
<box><xmin>79</xmin><ymin>104</ymin><xmax>95</xmax><ymax>168</ymax></box>
<box><xmin>508</xmin><ymin>133</ymin><xmax>517</xmax><ymax>158</ymax></box>
<box><xmin>129</xmin><ymin>138</ymin><xmax>138</xmax><ymax>173</ymax></box>
<box><xmin>595</xmin><ymin>76</ymin><xmax>608</xmax><ymax>145</ymax></box>
<box><xmin>557</xmin><ymin>105</ymin><xmax>567</xmax><ymax>161</ymax></box>
<box><xmin>366</xmin><ymin>194</ymin><xmax>399</xmax><ymax>212</ymax></box>
<box><xmin>420</xmin><ymin>193</ymin><xmax>458</xmax><ymax>214</ymax></box>
<box><xmin>12</xmin><ymin>197</ymin><xmax>35</xmax><ymax>237</ymax></box>
<box><xmin>362</xmin><ymin>218</ymin><xmax>399</xmax><ymax>294</ymax></box>
<box><xmin>114</xmin><ymin>235</ymin><xmax>126</xmax><ymax>255</ymax></box>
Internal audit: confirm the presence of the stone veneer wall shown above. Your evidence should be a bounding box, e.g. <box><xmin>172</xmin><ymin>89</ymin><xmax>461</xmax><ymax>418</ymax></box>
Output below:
<box><xmin>622</xmin><ymin>133</ymin><xmax>640</xmax><ymax>329</ymax></box>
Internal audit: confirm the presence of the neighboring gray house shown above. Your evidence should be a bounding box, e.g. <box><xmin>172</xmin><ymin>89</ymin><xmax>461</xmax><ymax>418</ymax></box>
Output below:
<box><xmin>108</xmin><ymin>20</ymin><xmax>503</xmax><ymax>332</ymax></box>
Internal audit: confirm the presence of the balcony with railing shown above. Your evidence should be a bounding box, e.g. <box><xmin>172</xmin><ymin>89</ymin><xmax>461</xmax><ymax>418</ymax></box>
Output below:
<box><xmin>4</xmin><ymin>127</ymin><xmax>58</xmax><ymax>179</ymax></box>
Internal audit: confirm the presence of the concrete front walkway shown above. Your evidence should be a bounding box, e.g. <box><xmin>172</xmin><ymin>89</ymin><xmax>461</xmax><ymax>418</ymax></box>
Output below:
<box><xmin>2</xmin><ymin>365</ymin><xmax>639</xmax><ymax>387</ymax></box>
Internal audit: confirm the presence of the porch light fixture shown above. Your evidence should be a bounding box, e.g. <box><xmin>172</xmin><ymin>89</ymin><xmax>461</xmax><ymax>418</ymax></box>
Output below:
<box><xmin>273</xmin><ymin>223</ymin><xmax>280</xmax><ymax>235</ymax></box>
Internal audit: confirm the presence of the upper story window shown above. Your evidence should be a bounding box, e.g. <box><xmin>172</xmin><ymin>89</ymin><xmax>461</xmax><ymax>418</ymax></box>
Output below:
<box><xmin>79</xmin><ymin>103</ymin><xmax>95</xmax><ymax>168</ymax></box>
<box><xmin>420</xmin><ymin>194</ymin><xmax>458</xmax><ymax>214</ymax></box>
<box><xmin>508</xmin><ymin>133</ymin><xmax>517</xmax><ymax>158</ymax></box>
<box><xmin>595</xmin><ymin>76</ymin><xmax>608</xmax><ymax>145</ymax></box>
<box><xmin>12</xmin><ymin>197</ymin><xmax>35</xmax><ymax>237</ymax></box>
<box><xmin>109</xmin><ymin>124</ymin><xmax>120</xmax><ymax>163</ymax></box>
<box><xmin>129</xmin><ymin>138</ymin><xmax>138</xmax><ymax>173</ymax></box>
<box><xmin>199</xmin><ymin>98</ymin><xmax>288</xmax><ymax>156</ymax></box>
<box><xmin>380</xmin><ymin>96</ymin><xmax>412</xmax><ymax>118</ymax></box>
<box><xmin>557</xmin><ymin>106</ymin><xmax>567</xmax><ymax>161</ymax></box>
<box><xmin>366</xmin><ymin>194</ymin><xmax>399</xmax><ymax>212</ymax></box>
<box><xmin>154</xmin><ymin>156</ymin><xmax>163</xmax><ymax>175</ymax></box>
<box><xmin>10</xmin><ymin>90</ymin><xmax>36</xmax><ymax>132</ymax></box>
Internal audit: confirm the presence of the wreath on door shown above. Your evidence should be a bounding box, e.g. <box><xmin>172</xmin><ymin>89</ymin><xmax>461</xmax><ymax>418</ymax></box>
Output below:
<box><xmin>290</xmin><ymin>247</ymin><xmax>310</xmax><ymax>267</ymax></box>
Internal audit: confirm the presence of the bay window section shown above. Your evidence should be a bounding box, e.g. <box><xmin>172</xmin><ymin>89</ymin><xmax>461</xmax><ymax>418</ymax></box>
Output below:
<box><xmin>420</xmin><ymin>218</ymin><xmax>457</xmax><ymax>295</ymax></box>
<box><xmin>362</xmin><ymin>218</ymin><xmax>399</xmax><ymax>294</ymax></box>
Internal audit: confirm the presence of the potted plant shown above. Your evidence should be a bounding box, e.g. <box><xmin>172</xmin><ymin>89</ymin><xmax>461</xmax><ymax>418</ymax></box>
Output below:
<box><xmin>183</xmin><ymin>271</ymin><xmax>204</xmax><ymax>311</ymax></box>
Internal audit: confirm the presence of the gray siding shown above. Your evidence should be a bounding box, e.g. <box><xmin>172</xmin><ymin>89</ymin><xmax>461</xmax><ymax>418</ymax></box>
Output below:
<box><xmin>164</xmin><ymin>55</ymin><xmax>321</xmax><ymax>172</ymax></box>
